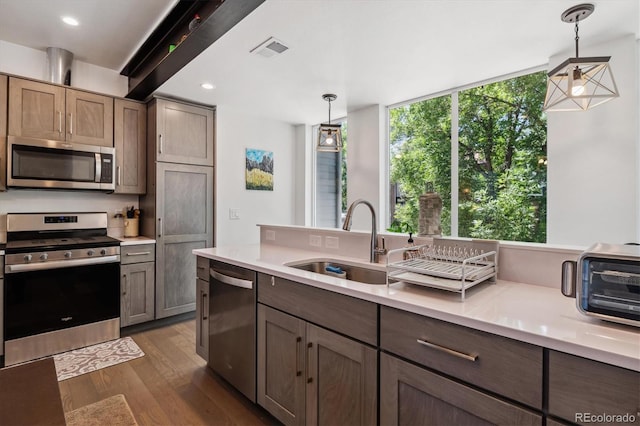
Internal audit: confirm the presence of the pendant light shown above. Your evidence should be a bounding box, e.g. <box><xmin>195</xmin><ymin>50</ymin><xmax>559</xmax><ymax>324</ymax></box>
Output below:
<box><xmin>317</xmin><ymin>94</ymin><xmax>343</xmax><ymax>152</ymax></box>
<box><xmin>543</xmin><ymin>3</ymin><xmax>619</xmax><ymax>111</ymax></box>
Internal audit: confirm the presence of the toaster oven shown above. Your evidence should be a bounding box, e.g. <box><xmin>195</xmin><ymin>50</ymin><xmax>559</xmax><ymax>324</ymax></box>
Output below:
<box><xmin>562</xmin><ymin>243</ymin><xmax>639</xmax><ymax>327</ymax></box>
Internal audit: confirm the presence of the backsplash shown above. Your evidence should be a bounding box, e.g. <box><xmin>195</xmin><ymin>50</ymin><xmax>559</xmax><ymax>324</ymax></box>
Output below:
<box><xmin>0</xmin><ymin>189</ymin><xmax>138</xmax><ymax>243</ymax></box>
<box><xmin>258</xmin><ymin>224</ymin><xmax>582</xmax><ymax>288</ymax></box>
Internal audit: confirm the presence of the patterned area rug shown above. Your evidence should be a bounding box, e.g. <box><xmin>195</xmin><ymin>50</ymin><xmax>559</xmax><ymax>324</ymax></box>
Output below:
<box><xmin>65</xmin><ymin>394</ymin><xmax>139</xmax><ymax>426</ymax></box>
<box><xmin>53</xmin><ymin>337</ymin><xmax>144</xmax><ymax>381</ymax></box>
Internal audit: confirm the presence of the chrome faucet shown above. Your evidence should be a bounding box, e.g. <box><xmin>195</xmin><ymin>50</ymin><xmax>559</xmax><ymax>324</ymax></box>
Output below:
<box><xmin>342</xmin><ymin>199</ymin><xmax>387</xmax><ymax>263</ymax></box>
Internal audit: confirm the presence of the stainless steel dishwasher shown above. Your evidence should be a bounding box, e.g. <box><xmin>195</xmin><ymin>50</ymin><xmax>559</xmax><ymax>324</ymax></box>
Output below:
<box><xmin>208</xmin><ymin>260</ymin><xmax>257</xmax><ymax>402</ymax></box>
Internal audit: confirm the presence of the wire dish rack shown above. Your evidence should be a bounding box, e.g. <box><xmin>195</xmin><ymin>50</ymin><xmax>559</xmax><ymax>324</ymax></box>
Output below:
<box><xmin>387</xmin><ymin>238</ymin><xmax>499</xmax><ymax>301</ymax></box>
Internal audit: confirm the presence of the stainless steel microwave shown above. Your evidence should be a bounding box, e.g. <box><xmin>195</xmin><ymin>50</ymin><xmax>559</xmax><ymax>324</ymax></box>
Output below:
<box><xmin>562</xmin><ymin>243</ymin><xmax>640</xmax><ymax>327</ymax></box>
<box><xmin>7</xmin><ymin>136</ymin><xmax>115</xmax><ymax>191</ymax></box>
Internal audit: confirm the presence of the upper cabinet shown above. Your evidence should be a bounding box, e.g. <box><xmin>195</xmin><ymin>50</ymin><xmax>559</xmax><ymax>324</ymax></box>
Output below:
<box><xmin>150</xmin><ymin>98</ymin><xmax>214</xmax><ymax>166</ymax></box>
<box><xmin>114</xmin><ymin>99</ymin><xmax>146</xmax><ymax>194</ymax></box>
<box><xmin>0</xmin><ymin>74</ymin><xmax>7</xmax><ymax>191</ymax></box>
<box><xmin>8</xmin><ymin>77</ymin><xmax>113</xmax><ymax>147</ymax></box>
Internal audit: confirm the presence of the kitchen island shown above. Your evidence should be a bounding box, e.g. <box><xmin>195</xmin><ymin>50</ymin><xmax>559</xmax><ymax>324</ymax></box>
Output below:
<box><xmin>194</xmin><ymin>242</ymin><xmax>640</xmax><ymax>426</ymax></box>
<box><xmin>195</xmin><ymin>243</ymin><xmax>639</xmax><ymax>370</ymax></box>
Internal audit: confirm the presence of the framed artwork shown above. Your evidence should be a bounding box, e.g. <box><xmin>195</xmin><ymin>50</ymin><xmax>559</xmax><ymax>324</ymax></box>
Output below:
<box><xmin>245</xmin><ymin>148</ymin><xmax>274</xmax><ymax>191</ymax></box>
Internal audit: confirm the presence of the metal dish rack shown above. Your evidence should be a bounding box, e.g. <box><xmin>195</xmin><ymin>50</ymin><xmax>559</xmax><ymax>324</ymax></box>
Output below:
<box><xmin>386</xmin><ymin>238</ymin><xmax>499</xmax><ymax>300</ymax></box>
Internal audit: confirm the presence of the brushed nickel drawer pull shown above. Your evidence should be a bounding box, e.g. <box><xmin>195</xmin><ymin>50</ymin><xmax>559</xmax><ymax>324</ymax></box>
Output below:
<box><xmin>417</xmin><ymin>339</ymin><xmax>478</xmax><ymax>362</ymax></box>
<box><xmin>202</xmin><ymin>292</ymin><xmax>208</xmax><ymax>320</ymax></box>
<box><xmin>126</xmin><ymin>251</ymin><xmax>151</xmax><ymax>256</ymax></box>
<box><xmin>295</xmin><ymin>337</ymin><xmax>302</xmax><ymax>377</ymax></box>
<box><xmin>306</xmin><ymin>342</ymin><xmax>313</xmax><ymax>383</ymax></box>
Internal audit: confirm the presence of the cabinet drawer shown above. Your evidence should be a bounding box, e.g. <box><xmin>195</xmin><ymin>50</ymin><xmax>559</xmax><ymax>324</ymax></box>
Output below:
<box><xmin>380</xmin><ymin>306</ymin><xmax>543</xmax><ymax>408</ymax></box>
<box><xmin>121</xmin><ymin>244</ymin><xmax>155</xmax><ymax>264</ymax></box>
<box><xmin>257</xmin><ymin>273</ymin><xmax>377</xmax><ymax>346</ymax></box>
<box><xmin>196</xmin><ymin>256</ymin><xmax>209</xmax><ymax>281</ymax></box>
<box><xmin>381</xmin><ymin>353</ymin><xmax>542</xmax><ymax>426</ymax></box>
<box><xmin>548</xmin><ymin>350</ymin><xmax>640</xmax><ymax>425</ymax></box>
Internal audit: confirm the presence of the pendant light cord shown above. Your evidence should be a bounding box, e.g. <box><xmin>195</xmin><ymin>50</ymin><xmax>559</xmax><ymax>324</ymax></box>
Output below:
<box><xmin>328</xmin><ymin>99</ymin><xmax>332</xmax><ymax>124</ymax></box>
<box><xmin>574</xmin><ymin>18</ymin><xmax>580</xmax><ymax>58</ymax></box>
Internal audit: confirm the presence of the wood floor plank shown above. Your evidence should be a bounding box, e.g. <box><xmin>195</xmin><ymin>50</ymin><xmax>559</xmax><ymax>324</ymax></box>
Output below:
<box><xmin>57</xmin><ymin>318</ymin><xmax>276</xmax><ymax>426</ymax></box>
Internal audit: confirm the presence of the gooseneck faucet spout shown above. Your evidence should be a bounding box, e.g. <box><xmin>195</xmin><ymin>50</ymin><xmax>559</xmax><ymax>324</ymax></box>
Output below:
<box><xmin>342</xmin><ymin>199</ymin><xmax>386</xmax><ymax>263</ymax></box>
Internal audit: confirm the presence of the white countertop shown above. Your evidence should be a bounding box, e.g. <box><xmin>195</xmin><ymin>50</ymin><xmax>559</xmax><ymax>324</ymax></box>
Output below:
<box><xmin>114</xmin><ymin>236</ymin><xmax>156</xmax><ymax>246</ymax></box>
<box><xmin>194</xmin><ymin>244</ymin><xmax>640</xmax><ymax>371</ymax></box>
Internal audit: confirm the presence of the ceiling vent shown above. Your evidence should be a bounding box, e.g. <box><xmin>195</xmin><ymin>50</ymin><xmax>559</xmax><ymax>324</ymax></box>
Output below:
<box><xmin>250</xmin><ymin>37</ymin><xmax>289</xmax><ymax>58</ymax></box>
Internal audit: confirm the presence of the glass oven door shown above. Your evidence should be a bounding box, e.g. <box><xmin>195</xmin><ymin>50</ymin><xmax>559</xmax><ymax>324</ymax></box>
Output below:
<box><xmin>4</xmin><ymin>261</ymin><xmax>120</xmax><ymax>341</ymax></box>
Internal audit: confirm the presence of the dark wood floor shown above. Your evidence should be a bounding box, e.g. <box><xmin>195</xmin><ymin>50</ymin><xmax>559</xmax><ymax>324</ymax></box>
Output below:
<box><xmin>58</xmin><ymin>319</ymin><xmax>277</xmax><ymax>426</ymax></box>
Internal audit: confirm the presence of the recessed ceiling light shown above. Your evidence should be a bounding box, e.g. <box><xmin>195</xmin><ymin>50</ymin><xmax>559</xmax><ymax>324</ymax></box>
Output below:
<box><xmin>62</xmin><ymin>16</ymin><xmax>79</xmax><ymax>26</ymax></box>
<box><xmin>201</xmin><ymin>82</ymin><xmax>215</xmax><ymax>90</ymax></box>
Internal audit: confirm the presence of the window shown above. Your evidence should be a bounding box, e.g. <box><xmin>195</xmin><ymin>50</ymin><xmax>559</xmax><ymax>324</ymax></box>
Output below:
<box><xmin>389</xmin><ymin>70</ymin><xmax>547</xmax><ymax>243</ymax></box>
<box><xmin>314</xmin><ymin>121</ymin><xmax>348</xmax><ymax>228</ymax></box>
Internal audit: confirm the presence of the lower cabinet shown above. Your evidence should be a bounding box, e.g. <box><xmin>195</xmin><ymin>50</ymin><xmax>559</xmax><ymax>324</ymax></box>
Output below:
<box><xmin>120</xmin><ymin>262</ymin><xmax>155</xmax><ymax>327</ymax></box>
<box><xmin>257</xmin><ymin>304</ymin><xmax>377</xmax><ymax>426</ymax></box>
<box><xmin>380</xmin><ymin>353</ymin><xmax>542</xmax><ymax>426</ymax></box>
<box><xmin>120</xmin><ymin>244</ymin><xmax>155</xmax><ymax>327</ymax></box>
<box><xmin>548</xmin><ymin>350</ymin><xmax>640</xmax><ymax>426</ymax></box>
<box><xmin>195</xmin><ymin>256</ymin><xmax>210</xmax><ymax>360</ymax></box>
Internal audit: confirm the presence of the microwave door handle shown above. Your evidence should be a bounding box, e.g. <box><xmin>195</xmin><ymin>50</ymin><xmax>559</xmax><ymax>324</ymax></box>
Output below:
<box><xmin>95</xmin><ymin>153</ymin><xmax>102</xmax><ymax>183</ymax></box>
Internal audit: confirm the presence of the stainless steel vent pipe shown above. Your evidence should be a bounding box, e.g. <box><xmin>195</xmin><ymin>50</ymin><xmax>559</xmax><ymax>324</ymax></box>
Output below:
<box><xmin>46</xmin><ymin>47</ymin><xmax>73</xmax><ymax>85</ymax></box>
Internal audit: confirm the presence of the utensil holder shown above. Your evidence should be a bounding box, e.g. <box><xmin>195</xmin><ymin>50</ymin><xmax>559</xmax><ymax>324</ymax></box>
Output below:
<box><xmin>124</xmin><ymin>218</ymin><xmax>139</xmax><ymax>237</ymax></box>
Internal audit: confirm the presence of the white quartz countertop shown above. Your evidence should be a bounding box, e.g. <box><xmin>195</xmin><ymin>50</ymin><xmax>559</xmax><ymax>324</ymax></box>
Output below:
<box><xmin>114</xmin><ymin>236</ymin><xmax>156</xmax><ymax>246</ymax></box>
<box><xmin>194</xmin><ymin>244</ymin><xmax>640</xmax><ymax>371</ymax></box>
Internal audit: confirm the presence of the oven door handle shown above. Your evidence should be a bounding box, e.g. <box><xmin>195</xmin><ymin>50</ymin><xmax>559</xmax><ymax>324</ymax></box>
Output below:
<box><xmin>5</xmin><ymin>255</ymin><xmax>120</xmax><ymax>274</ymax></box>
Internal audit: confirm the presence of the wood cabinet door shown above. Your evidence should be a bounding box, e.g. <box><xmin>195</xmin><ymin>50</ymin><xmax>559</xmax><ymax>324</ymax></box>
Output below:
<box><xmin>65</xmin><ymin>88</ymin><xmax>113</xmax><ymax>146</ymax></box>
<box><xmin>380</xmin><ymin>353</ymin><xmax>542</xmax><ymax>426</ymax></box>
<box><xmin>548</xmin><ymin>350</ymin><xmax>640</xmax><ymax>425</ymax></box>
<box><xmin>121</xmin><ymin>262</ymin><xmax>155</xmax><ymax>327</ymax></box>
<box><xmin>257</xmin><ymin>304</ymin><xmax>306</xmax><ymax>426</ymax></box>
<box><xmin>114</xmin><ymin>99</ymin><xmax>146</xmax><ymax>194</ymax></box>
<box><xmin>155</xmin><ymin>99</ymin><xmax>214</xmax><ymax>166</ymax></box>
<box><xmin>195</xmin><ymin>278</ymin><xmax>209</xmax><ymax>360</ymax></box>
<box><xmin>0</xmin><ymin>74</ymin><xmax>7</xmax><ymax>191</ymax></box>
<box><xmin>306</xmin><ymin>323</ymin><xmax>377</xmax><ymax>426</ymax></box>
<box><xmin>8</xmin><ymin>77</ymin><xmax>66</xmax><ymax>140</ymax></box>
<box><xmin>155</xmin><ymin>162</ymin><xmax>213</xmax><ymax>319</ymax></box>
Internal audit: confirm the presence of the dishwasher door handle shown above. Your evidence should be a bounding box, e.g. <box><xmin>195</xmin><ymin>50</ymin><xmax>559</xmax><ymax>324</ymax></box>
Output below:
<box><xmin>210</xmin><ymin>269</ymin><xmax>253</xmax><ymax>289</ymax></box>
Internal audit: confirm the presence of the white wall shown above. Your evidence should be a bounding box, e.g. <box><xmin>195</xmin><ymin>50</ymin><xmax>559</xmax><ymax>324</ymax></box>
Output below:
<box><xmin>547</xmin><ymin>34</ymin><xmax>639</xmax><ymax>246</ymax></box>
<box><xmin>345</xmin><ymin>104</ymin><xmax>386</xmax><ymax>232</ymax></box>
<box><xmin>0</xmin><ymin>40</ymin><xmax>127</xmax><ymax>96</ymax></box>
<box><xmin>294</xmin><ymin>124</ymin><xmax>312</xmax><ymax>226</ymax></box>
<box><xmin>215</xmin><ymin>107</ymin><xmax>297</xmax><ymax>246</ymax></box>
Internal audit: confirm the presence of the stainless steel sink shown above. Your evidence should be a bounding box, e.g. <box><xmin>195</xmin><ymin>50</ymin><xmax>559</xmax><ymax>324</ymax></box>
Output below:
<box><xmin>286</xmin><ymin>260</ymin><xmax>387</xmax><ymax>285</ymax></box>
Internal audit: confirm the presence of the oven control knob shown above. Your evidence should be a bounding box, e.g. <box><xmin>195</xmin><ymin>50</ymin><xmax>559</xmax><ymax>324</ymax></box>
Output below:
<box><xmin>23</xmin><ymin>254</ymin><xmax>32</xmax><ymax>262</ymax></box>
<box><xmin>64</xmin><ymin>251</ymin><xmax>72</xmax><ymax>258</ymax></box>
<box><xmin>100</xmin><ymin>249</ymin><xmax>107</xmax><ymax>256</ymax></box>
<box><xmin>40</xmin><ymin>253</ymin><xmax>48</xmax><ymax>261</ymax></box>
<box><xmin>87</xmin><ymin>249</ymin><xmax>95</xmax><ymax>256</ymax></box>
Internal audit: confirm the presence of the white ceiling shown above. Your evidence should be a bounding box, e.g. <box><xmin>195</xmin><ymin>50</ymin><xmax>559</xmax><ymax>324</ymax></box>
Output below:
<box><xmin>0</xmin><ymin>0</ymin><xmax>638</xmax><ymax>125</ymax></box>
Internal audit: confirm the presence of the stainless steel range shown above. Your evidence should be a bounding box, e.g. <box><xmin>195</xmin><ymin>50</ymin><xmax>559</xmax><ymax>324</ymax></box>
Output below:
<box><xmin>3</xmin><ymin>212</ymin><xmax>121</xmax><ymax>366</ymax></box>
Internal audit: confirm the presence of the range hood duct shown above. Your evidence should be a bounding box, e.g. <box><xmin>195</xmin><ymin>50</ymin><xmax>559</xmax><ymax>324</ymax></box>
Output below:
<box><xmin>46</xmin><ymin>47</ymin><xmax>73</xmax><ymax>86</ymax></box>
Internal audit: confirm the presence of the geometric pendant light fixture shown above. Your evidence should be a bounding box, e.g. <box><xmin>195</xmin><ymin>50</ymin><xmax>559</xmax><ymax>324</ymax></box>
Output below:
<box><xmin>543</xmin><ymin>3</ymin><xmax>619</xmax><ymax>111</ymax></box>
<box><xmin>317</xmin><ymin>93</ymin><xmax>343</xmax><ymax>152</ymax></box>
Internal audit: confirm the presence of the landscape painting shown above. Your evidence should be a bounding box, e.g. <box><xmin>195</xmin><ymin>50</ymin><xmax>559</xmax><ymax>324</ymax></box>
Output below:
<box><xmin>245</xmin><ymin>148</ymin><xmax>274</xmax><ymax>191</ymax></box>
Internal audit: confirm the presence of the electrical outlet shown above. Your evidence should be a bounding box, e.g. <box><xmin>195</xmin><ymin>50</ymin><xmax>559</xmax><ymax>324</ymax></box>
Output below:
<box><xmin>266</xmin><ymin>230</ymin><xmax>276</xmax><ymax>241</ymax></box>
<box><xmin>229</xmin><ymin>208</ymin><xmax>240</xmax><ymax>220</ymax></box>
<box><xmin>309</xmin><ymin>235</ymin><xmax>322</xmax><ymax>247</ymax></box>
<box><xmin>325</xmin><ymin>236</ymin><xmax>339</xmax><ymax>249</ymax></box>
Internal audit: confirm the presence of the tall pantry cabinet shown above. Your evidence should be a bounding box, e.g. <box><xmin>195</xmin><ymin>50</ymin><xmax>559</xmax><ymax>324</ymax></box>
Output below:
<box><xmin>141</xmin><ymin>97</ymin><xmax>215</xmax><ymax>319</ymax></box>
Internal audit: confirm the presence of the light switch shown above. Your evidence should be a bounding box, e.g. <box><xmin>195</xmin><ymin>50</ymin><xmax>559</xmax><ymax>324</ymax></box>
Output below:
<box><xmin>229</xmin><ymin>208</ymin><xmax>240</xmax><ymax>220</ymax></box>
